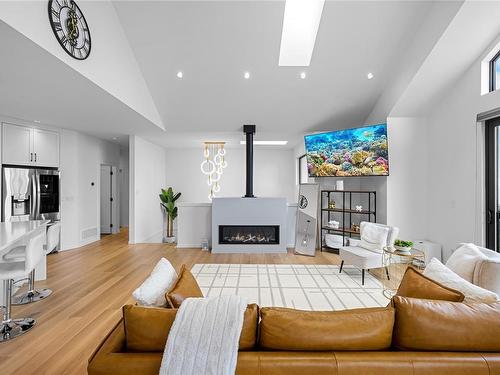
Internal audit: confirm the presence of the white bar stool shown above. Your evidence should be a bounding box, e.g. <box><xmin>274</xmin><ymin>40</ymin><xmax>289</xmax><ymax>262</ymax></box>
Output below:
<box><xmin>0</xmin><ymin>232</ymin><xmax>45</xmax><ymax>342</ymax></box>
<box><xmin>44</xmin><ymin>222</ymin><xmax>61</xmax><ymax>255</ymax></box>
<box><xmin>2</xmin><ymin>228</ymin><xmax>53</xmax><ymax>305</ymax></box>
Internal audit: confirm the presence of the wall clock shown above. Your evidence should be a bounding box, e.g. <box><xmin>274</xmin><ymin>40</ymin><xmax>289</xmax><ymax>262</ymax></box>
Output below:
<box><xmin>48</xmin><ymin>0</ymin><xmax>91</xmax><ymax>60</ymax></box>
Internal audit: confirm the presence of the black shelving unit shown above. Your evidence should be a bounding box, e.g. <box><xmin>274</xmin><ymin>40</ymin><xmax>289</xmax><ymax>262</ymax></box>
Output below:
<box><xmin>320</xmin><ymin>190</ymin><xmax>376</xmax><ymax>252</ymax></box>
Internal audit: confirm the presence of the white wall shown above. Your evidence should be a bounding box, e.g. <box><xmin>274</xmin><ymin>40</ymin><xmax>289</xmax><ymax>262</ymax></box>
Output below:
<box><xmin>60</xmin><ymin>129</ymin><xmax>120</xmax><ymax>250</ymax></box>
<box><xmin>119</xmin><ymin>146</ymin><xmax>129</xmax><ymax>227</ymax></box>
<box><xmin>165</xmin><ymin>147</ymin><xmax>296</xmax><ymax>204</ymax></box>
<box><xmin>129</xmin><ymin>136</ymin><xmax>167</xmax><ymax>243</ymax></box>
<box><xmin>426</xmin><ymin>58</ymin><xmax>500</xmax><ymax>259</ymax></box>
<box><xmin>385</xmin><ymin>117</ymin><xmax>428</xmax><ymax>240</ymax></box>
<box><xmin>0</xmin><ymin>0</ymin><xmax>163</xmax><ymax>129</ymax></box>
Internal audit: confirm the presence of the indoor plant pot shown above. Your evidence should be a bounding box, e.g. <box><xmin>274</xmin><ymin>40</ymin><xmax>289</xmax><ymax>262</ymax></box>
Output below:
<box><xmin>394</xmin><ymin>239</ymin><xmax>413</xmax><ymax>254</ymax></box>
<box><xmin>159</xmin><ymin>187</ymin><xmax>181</xmax><ymax>244</ymax></box>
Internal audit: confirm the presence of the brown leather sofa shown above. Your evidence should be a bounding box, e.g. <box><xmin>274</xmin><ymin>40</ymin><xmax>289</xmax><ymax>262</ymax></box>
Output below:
<box><xmin>88</xmin><ymin>296</ymin><xmax>500</xmax><ymax>375</ymax></box>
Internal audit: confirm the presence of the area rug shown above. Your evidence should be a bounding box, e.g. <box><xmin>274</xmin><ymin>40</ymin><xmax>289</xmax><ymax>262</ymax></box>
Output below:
<box><xmin>191</xmin><ymin>264</ymin><xmax>388</xmax><ymax>311</ymax></box>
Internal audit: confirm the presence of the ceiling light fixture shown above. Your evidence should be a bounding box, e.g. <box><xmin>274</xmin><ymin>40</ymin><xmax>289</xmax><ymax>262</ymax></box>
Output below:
<box><xmin>177</xmin><ymin>71</ymin><xmax>183</xmax><ymax>79</ymax></box>
<box><xmin>300</xmin><ymin>72</ymin><xmax>306</xmax><ymax>79</ymax></box>
<box><xmin>244</xmin><ymin>72</ymin><xmax>250</xmax><ymax>79</ymax></box>
<box><xmin>367</xmin><ymin>72</ymin><xmax>374</xmax><ymax>80</ymax></box>
<box><xmin>240</xmin><ymin>140</ymin><xmax>288</xmax><ymax>146</ymax></box>
<box><xmin>201</xmin><ymin>142</ymin><xmax>227</xmax><ymax>201</ymax></box>
<box><xmin>33</xmin><ymin>120</ymin><xmax>41</xmax><ymax>123</ymax></box>
<box><xmin>279</xmin><ymin>0</ymin><xmax>325</xmax><ymax>66</ymax></box>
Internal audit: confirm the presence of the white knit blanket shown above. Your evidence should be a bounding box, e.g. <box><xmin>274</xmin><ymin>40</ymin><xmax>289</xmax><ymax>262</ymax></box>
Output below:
<box><xmin>159</xmin><ymin>295</ymin><xmax>247</xmax><ymax>375</ymax></box>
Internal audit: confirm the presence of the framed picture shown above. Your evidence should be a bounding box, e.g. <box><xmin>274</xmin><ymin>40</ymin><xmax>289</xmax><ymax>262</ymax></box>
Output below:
<box><xmin>294</xmin><ymin>183</ymin><xmax>319</xmax><ymax>256</ymax></box>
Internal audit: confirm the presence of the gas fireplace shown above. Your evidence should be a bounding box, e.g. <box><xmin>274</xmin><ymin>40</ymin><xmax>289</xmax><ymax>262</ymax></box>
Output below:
<box><xmin>219</xmin><ymin>225</ymin><xmax>279</xmax><ymax>245</ymax></box>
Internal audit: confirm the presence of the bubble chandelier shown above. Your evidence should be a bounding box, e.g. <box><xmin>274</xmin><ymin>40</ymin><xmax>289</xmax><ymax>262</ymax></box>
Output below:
<box><xmin>200</xmin><ymin>142</ymin><xmax>227</xmax><ymax>200</ymax></box>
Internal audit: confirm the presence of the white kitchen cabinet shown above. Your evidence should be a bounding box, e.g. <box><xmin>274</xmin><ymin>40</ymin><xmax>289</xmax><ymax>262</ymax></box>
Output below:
<box><xmin>2</xmin><ymin>123</ymin><xmax>59</xmax><ymax>167</ymax></box>
<box><xmin>33</xmin><ymin>128</ymin><xmax>59</xmax><ymax>167</ymax></box>
<box><xmin>2</xmin><ymin>123</ymin><xmax>32</xmax><ymax>165</ymax></box>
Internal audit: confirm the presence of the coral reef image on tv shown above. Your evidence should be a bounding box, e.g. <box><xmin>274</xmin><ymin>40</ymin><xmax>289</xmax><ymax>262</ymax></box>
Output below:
<box><xmin>305</xmin><ymin>124</ymin><xmax>389</xmax><ymax>177</ymax></box>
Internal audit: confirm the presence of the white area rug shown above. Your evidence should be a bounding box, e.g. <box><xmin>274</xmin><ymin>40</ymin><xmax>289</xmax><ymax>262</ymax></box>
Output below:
<box><xmin>191</xmin><ymin>264</ymin><xmax>387</xmax><ymax>311</ymax></box>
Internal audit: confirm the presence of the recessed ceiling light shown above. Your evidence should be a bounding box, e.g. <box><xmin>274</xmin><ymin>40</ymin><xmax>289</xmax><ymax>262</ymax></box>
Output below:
<box><xmin>367</xmin><ymin>72</ymin><xmax>374</xmax><ymax>80</ymax></box>
<box><xmin>112</xmin><ymin>137</ymin><xmax>118</xmax><ymax>140</ymax></box>
<box><xmin>244</xmin><ymin>72</ymin><xmax>250</xmax><ymax>79</ymax></box>
<box><xmin>279</xmin><ymin>0</ymin><xmax>325</xmax><ymax>66</ymax></box>
<box><xmin>176</xmin><ymin>71</ymin><xmax>183</xmax><ymax>79</ymax></box>
<box><xmin>240</xmin><ymin>140</ymin><xmax>288</xmax><ymax>146</ymax></box>
<box><xmin>33</xmin><ymin>120</ymin><xmax>41</xmax><ymax>123</ymax></box>
<box><xmin>300</xmin><ymin>72</ymin><xmax>306</xmax><ymax>79</ymax></box>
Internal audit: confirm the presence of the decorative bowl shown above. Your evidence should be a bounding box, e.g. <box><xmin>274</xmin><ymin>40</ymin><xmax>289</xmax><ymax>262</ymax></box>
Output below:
<box><xmin>394</xmin><ymin>245</ymin><xmax>411</xmax><ymax>254</ymax></box>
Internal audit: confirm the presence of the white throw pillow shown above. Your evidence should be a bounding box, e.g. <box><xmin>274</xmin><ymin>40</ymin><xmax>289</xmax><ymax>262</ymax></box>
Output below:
<box><xmin>424</xmin><ymin>258</ymin><xmax>499</xmax><ymax>303</ymax></box>
<box><xmin>360</xmin><ymin>223</ymin><xmax>389</xmax><ymax>253</ymax></box>
<box><xmin>132</xmin><ymin>258</ymin><xmax>178</xmax><ymax>306</ymax></box>
<box><xmin>446</xmin><ymin>243</ymin><xmax>487</xmax><ymax>282</ymax></box>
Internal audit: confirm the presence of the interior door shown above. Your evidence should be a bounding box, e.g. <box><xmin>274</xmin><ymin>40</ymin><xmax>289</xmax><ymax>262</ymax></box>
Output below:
<box><xmin>2</xmin><ymin>123</ymin><xmax>32</xmax><ymax>165</ymax></box>
<box><xmin>33</xmin><ymin>129</ymin><xmax>60</xmax><ymax>167</ymax></box>
<box><xmin>485</xmin><ymin>117</ymin><xmax>500</xmax><ymax>251</ymax></box>
<box><xmin>100</xmin><ymin>165</ymin><xmax>112</xmax><ymax>234</ymax></box>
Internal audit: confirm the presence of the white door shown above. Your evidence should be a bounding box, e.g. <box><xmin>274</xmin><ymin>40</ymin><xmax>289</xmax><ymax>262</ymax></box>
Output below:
<box><xmin>33</xmin><ymin>129</ymin><xmax>59</xmax><ymax>167</ymax></box>
<box><xmin>100</xmin><ymin>165</ymin><xmax>112</xmax><ymax>234</ymax></box>
<box><xmin>2</xmin><ymin>123</ymin><xmax>32</xmax><ymax>165</ymax></box>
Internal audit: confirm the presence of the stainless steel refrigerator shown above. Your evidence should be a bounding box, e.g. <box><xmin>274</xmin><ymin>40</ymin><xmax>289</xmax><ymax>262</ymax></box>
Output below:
<box><xmin>2</xmin><ymin>166</ymin><xmax>60</xmax><ymax>222</ymax></box>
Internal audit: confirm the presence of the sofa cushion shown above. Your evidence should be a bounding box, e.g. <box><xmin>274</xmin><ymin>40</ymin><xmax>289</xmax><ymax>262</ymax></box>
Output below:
<box><xmin>259</xmin><ymin>306</ymin><xmax>394</xmax><ymax>351</ymax></box>
<box><xmin>392</xmin><ymin>296</ymin><xmax>500</xmax><ymax>352</ymax></box>
<box><xmin>396</xmin><ymin>266</ymin><xmax>464</xmax><ymax>302</ymax></box>
<box><xmin>446</xmin><ymin>243</ymin><xmax>487</xmax><ymax>282</ymax></box>
<box><xmin>424</xmin><ymin>258</ymin><xmax>498</xmax><ymax>303</ymax></box>
<box><xmin>165</xmin><ymin>264</ymin><xmax>203</xmax><ymax>308</ymax></box>
<box><xmin>132</xmin><ymin>258</ymin><xmax>178</xmax><ymax>307</ymax></box>
<box><xmin>123</xmin><ymin>303</ymin><xmax>259</xmax><ymax>352</ymax></box>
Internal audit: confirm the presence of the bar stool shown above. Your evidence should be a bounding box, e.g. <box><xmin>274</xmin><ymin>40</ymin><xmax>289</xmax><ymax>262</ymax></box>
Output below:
<box><xmin>44</xmin><ymin>222</ymin><xmax>61</xmax><ymax>255</ymax></box>
<box><xmin>2</xmin><ymin>229</ymin><xmax>53</xmax><ymax>305</ymax></box>
<box><xmin>0</xmin><ymin>232</ymin><xmax>44</xmax><ymax>342</ymax></box>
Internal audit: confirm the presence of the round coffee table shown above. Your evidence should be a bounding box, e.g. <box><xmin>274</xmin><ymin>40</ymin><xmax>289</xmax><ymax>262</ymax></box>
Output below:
<box><xmin>382</xmin><ymin>247</ymin><xmax>426</xmax><ymax>299</ymax></box>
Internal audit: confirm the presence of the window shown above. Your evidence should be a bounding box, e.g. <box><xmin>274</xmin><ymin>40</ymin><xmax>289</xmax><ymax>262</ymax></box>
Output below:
<box><xmin>490</xmin><ymin>50</ymin><xmax>500</xmax><ymax>92</ymax></box>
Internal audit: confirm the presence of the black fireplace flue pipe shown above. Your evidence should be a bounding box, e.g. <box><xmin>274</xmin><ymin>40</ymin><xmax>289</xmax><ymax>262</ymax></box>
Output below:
<box><xmin>243</xmin><ymin>124</ymin><xmax>256</xmax><ymax>198</ymax></box>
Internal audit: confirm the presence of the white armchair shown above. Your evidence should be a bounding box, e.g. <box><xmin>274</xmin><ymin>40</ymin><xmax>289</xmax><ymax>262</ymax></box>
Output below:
<box><xmin>339</xmin><ymin>222</ymin><xmax>399</xmax><ymax>285</ymax></box>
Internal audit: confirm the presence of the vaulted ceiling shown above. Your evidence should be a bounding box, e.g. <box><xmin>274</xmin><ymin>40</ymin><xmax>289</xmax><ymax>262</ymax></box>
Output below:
<box><xmin>113</xmin><ymin>0</ymin><xmax>438</xmax><ymax>147</ymax></box>
<box><xmin>2</xmin><ymin>0</ymin><xmax>495</xmax><ymax>149</ymax></box>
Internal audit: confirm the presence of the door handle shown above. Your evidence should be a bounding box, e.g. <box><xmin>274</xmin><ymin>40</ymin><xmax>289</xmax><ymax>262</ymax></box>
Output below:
<box><xmin>488</xmin><ymin>209</ymin><xmax>493</xmax><ymax>224</ymax></box>
<box><xmin>34</xmin><ymin>153</ymin><xmax>37</xmax><ymax>163</ymax></box>
<box><xmin>30</xmin><ymin>153</ymin><xmax>33</xmax><ymax>162</ymax></box>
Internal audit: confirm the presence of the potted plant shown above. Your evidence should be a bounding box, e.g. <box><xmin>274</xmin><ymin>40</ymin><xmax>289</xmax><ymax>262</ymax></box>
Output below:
<box><xmin>394</xmin><ymin>239</ymin><xmax>413</xmax><ymax>254</ymax></box>
<box><xmin>159</xmin><ymin>187</ymin><xmax>181</xmax><ymax>243</ymax></box>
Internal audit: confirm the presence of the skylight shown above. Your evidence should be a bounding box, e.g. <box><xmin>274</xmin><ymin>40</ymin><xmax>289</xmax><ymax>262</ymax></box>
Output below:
<box><xmin>278</xmin><ymin>0</ymin><xmax>325</xmax><ymax>66</ymax></box>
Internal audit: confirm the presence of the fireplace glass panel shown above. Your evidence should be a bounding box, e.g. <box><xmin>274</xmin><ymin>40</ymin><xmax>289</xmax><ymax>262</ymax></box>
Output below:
<box><xmin>219</xmin><ymin>225</ymin><xmax>279</xmax><ymax>245</ymax></box>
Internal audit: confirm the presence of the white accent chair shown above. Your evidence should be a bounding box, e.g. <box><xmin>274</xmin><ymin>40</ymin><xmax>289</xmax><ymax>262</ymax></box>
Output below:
<box><xmin>339</xmin><ymin>222</ymin><xmax>399</xmax><ymax>285</ymax></box>
<box><xmin>457</xmin><ymin>244</ymin><xmax>500</xmax><ymax>295</ymax></box>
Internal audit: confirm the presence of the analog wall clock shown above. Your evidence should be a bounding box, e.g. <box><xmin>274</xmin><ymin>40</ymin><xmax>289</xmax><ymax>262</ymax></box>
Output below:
<box><xmin>48</xmin><ymin>0</ymin><xmax>91</xmax><ymax>60</ymax></box>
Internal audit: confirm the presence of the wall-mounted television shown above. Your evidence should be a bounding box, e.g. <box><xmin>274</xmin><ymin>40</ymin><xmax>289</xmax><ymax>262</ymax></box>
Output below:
<box><xmin>305</xmin><ymin>123</ymin><xmax>389</xmax><ymax>177</ymax></box>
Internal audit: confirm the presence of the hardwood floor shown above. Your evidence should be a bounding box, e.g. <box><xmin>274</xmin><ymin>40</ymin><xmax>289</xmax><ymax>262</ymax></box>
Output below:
<box><xmin>0</xmin><ymin>229</ymin><xmax>394</xmax><ymax>374</ymax></box>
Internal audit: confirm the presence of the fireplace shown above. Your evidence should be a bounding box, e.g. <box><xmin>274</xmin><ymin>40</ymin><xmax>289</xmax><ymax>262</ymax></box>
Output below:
<box><xmin>219</xmin><ymin>225</ymin><xmax>279</xmax><ymax>245</ymax></box>
<box><xmin>212</xmin><ymin>197</ymin><xmax>287</xmax><ymax>253</ymax></box>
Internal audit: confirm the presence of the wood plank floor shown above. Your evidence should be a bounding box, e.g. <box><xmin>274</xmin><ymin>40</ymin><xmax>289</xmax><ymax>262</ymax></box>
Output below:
<box><xmin>0</xmin><ymin>229</ymin><xmax>395</xmax><ymax>374</ymax></box>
